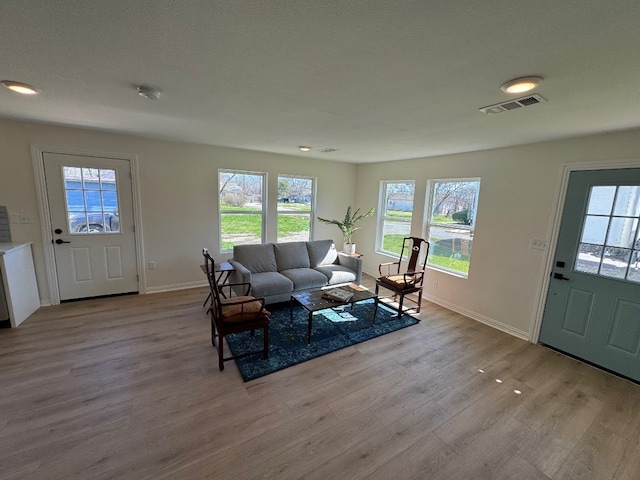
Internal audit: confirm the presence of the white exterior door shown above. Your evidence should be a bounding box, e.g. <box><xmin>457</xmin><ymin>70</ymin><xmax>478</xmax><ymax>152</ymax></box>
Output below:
<box><xmin>43</xmin><ymin>153</ymin><xmax>138</xmax><ymax>301</ymax></box>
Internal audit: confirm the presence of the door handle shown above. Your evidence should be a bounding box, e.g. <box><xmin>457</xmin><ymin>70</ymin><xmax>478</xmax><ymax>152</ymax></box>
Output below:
<box><xmin>553</xmin><ymin>272</ymin><xmax>569</xmax><ymax>281</ymax></box>
<box><xmin>54</xmin><ymin>239</ymin><xmax>71</xmax><ymax>244</ymax></box>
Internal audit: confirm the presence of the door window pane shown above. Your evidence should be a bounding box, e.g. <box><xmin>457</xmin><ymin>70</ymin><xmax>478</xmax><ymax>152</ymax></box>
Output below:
<box><xmin>64</xmin><ymin>166</ymin><xmax>119</xmax><ymax>234</ymax></box>
<box><xmin>586</xmin><ymin>186</ymin><xmax>615</xmax><ymax>215</ymax></box>
<box><xmin>581</xmin><ymin>216</ymin><xmax>609</xmax><ymax>244</ymax></box>
<box><xmin>601</xmin><ymin>247</ymin><xmax>631</xmax><ymax>279</ymax></box>
<box><xmin>606</xmin><ymin>217</ymin><xmax>638</xmax><ymax>248</ymax></box>
<box><xmin>613</xmin><ymin>186</ymin><xmax>640</xmax><ymax>216</ymax></box>
<box><xmin>575</xmin><ymin>243</ymin><xmax>603</xmax><ymax>274</ymax></box>
<box><xmin>574</xmin><ymin>185</ymin><xmax>640</xmax><ymax>283</ymax></box>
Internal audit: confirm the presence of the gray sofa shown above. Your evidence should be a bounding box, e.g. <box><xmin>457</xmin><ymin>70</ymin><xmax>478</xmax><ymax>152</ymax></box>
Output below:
<box><xmin>228</xmin><ymin>240</ymin><xmax>363</xmax><ymax>304</ymax></box>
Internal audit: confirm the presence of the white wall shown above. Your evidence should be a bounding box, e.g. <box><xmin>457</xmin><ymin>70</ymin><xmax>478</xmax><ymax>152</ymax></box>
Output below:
<box><xmin>354</xmin><ymin>129</ymin><xmax>640</xmax><ymax>339</ymax></box>
<box><xmin>0</xmin><ymin>119</ymin><xmax>357</xmax><ymax>304</ymax></box>
<box><xmin>2</xmin><ymin>118</ymin><xmax>639</xmax><ymax>340</ymax></box>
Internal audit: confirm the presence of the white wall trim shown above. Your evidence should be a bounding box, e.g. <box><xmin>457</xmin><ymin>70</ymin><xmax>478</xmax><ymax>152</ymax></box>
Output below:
<box><xmin>422</xmin><ymin>293</ymin><xmax>530</xmax><ymax>341</ymax></box>
<box><xmin>31</xmin><ymin>145</ymin><xmax>145</xmax><ymax>304</ymax></box>
<box><xmin>530</xmin><ymin>158</ymin><xmax>640</xmax><ymax>343</ymax></box>
<box><xmin>363</xmin><ymin>267</ymin><xmax>530</xmax><ymax>340</ymax></box>
<box><xmin>146</xmin><ymin>280</ymin><xmax>208</xmax><ymax>294</ymax></box>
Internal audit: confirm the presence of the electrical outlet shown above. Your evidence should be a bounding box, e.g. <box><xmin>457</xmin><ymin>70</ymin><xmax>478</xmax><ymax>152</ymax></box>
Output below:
<box><xmin>9</xmin><ymin>213</ymin><xmax>20</xmax><ymax>224</ymax></box>
<box><xmin>148</xmin><ymin>261</ymin><xmax>156</xmax><ymax>270</ymax></box>
<box><xmin>530</xmin><ymin>238</ymin><xmax>547</xmax><ymax>250</ymax></box>
<box><xmin>19</xmin><ymin>214</ymin><xmax>34</xmax><ymax>224</ymax></box>
<box><xmin>432</xmin><ymin>280</ymin><xmax>438</xmax><ymax>289</ymax></box>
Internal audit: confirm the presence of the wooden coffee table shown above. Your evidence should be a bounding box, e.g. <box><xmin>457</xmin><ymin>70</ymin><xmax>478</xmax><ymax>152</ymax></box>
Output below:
<box><xmin>290</xmin><ymin>283</ymin><xmax>378</xmax><ymax>344</ymax></box>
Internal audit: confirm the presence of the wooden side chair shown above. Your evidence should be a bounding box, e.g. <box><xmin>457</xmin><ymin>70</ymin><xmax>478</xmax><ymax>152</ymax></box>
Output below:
<box><xmin>375</xmin><ymin>237</ymin><xmax>429</xmax><ymax>318</ymax></box>
<box><xmin>203</xmin><ymin>248</ymin><xmax>270</xmax><ymax>371</ymax></box>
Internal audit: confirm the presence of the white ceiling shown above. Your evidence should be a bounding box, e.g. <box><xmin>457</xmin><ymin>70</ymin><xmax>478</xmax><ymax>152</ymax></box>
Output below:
<box><xmin>1</xmin><ymin>1</ymin><xmax>639</xmax><ymax>163</ymax></box>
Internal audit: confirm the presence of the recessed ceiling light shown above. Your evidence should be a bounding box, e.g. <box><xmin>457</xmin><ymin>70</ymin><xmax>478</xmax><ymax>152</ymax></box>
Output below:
<box><xmin>137</xmin><ymin>85</ymin><xmax>161</xmax><ymax>100</ymax></box>
<box><xmin>1</xmin><ymin>80</ymin><xmax>40</xmax><ymax>95</ymax></box>
<box><xmin>500</xmin><ymin>76</ymin><xmax>543</xmax><ymax>94</ymax></box>
<box><xmin>298</xmin><ymin>146</ymin><xmax>311</xmax><ymax>152</ymax></box>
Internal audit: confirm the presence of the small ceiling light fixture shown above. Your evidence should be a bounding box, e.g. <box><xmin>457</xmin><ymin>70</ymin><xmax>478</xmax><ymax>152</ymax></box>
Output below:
<box><xmin>298</xmin><ymin>146</ymin><xmax>311</xmax><ymax>152</ymax></box>
<box><xmin>137</xmin><ymin>85</ymin><xmax>161</xmax><ymax>100</ymax></box>
<box><xmin>1</xmin><ymin>80</ymin><xmax>40</xmax><ymax>95</ymax></box>
<box><xmin>500</xmin><ymin>76</ymin><xmax>543</xmax><ymax>94</ymax></box>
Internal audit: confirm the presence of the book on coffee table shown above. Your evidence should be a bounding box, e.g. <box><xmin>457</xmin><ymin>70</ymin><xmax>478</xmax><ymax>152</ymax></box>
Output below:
<box><xmin>321</xmin><ymin>288</ymin><xmax>354</xmax><ymax>302</ymax></box>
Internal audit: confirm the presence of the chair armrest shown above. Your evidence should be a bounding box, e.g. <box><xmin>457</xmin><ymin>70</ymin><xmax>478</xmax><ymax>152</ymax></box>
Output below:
<box><xmin>336</xmin><ymin>252</ymin><xmax>363</xmax><ymax>284</ymax></box>
<box><xmin>379</xmin><ymin>261</ymin><xmax>400</xmax><ymax>276</ymax></box>
<box><xmin>403</xmin><ymin>270</ymin><xmax>425</xmax><ymax>286</ymax></box>
<box><xmin>218</xmin><ymin>281</ymin><xmax>252</xmax><ymax>298</ymax></box>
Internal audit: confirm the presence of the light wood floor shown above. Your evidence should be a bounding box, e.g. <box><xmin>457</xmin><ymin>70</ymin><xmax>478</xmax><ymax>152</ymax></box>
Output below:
<box><xmin>1</xmin><ymin>276</ymin><xmax>639</xmax><ymax>480</ymax></box>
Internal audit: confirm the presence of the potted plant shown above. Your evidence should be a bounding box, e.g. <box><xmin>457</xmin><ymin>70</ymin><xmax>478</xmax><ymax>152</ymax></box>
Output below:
<box><xmin>318</xmin><ymin>206</ymin><xmax>375</xmax><ymax>254</ymax></box>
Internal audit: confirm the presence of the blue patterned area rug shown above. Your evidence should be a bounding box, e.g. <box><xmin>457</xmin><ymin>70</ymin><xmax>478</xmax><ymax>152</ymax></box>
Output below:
<box><xmin>226</xmin><ymin>299</ymin><xmax>419</xmax><ymax>382</ymax></box>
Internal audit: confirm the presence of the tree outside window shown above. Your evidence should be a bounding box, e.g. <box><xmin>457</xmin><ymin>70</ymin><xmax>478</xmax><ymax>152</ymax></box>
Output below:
<box><xmin>219</xmin><ymin>170</ymin><xmax>265</xmax><ymax>251</ymax></box>
<box><xmin>426</xmin><ymin>179</ymin><xmax>480</xmax><ymax>277</ymax></box>
<box><xmin>379</xmin><ymin>181</ymin><xmax>415</xmax><ymax>256</ymax></box>
<box><xmin>277</xmin><ymin>175</ymin><xmax>315</xmax><ymax>242</ymax></box>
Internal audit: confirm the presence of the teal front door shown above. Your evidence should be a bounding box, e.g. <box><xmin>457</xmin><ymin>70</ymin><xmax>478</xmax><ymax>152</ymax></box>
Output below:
<box><xmin>539</xmin><ymin>168</ymin><xmax>640</xmax><ymax>382</ymax></box>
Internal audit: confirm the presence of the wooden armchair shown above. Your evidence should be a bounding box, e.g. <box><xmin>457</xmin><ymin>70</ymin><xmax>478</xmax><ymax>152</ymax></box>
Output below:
<box><xmin>203</xmin><ymin>248</ymin><xmax>270</xmax><ymax>371</ymax></box>
<box><xmin>375</xmin><ymin>237</ymin><xmax>429</xmax><ymax>318</ymax></box>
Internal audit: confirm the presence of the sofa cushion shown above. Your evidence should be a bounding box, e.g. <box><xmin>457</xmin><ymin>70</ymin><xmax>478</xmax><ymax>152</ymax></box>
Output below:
<box><xmin>314</xmin><ymin>265</ymin><xmax>358</xmax><ymax>285</ymax></box>
<box><xmin>250</xmin><ymin>271</ymin><xmax>293</xmax><ymax>297</ymax></box>
<box><xmin>233</xmin><ymin>244</ymin><xmax>277</xmax><ymax>274</ymax></box>
<box><xmin>307</xmin><ymin>240</ymin><xmax>338</xmax><ymax>267</ymax></box>
<box><xmin>274</xmin><ymin>242</ymin><xmax>310</xmax><ymax>271</ymax></box>
<box><xmin>280</xmin><ymin>268</ymin><xmax>328</xmax><ymax>290</ymax></box>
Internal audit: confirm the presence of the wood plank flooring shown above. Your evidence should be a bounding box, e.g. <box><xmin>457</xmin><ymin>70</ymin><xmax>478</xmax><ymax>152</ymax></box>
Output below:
<box><xmin>1</xmin><ymin>275</ymin><xmax>639</xmax><ymax>479</ymax></box>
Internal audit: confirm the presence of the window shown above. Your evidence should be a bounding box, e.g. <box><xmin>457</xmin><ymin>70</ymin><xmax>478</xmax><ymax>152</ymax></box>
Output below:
<box><xmin>426</xmin><ymin>179</ymin><xmax>480</xmax><ymax>277</ymax></box>
<box><xmin>219</xmin><ymin>170</ymin><xmax>265</xmax><ymax>251</ymax></box>
<box><xmin>63</xmin><ymin>166</ymin><xmax>120</xmax><ymax>233</ymax></box>
<box><xmin>575</xmin><ymin>185</ymin><xmax>640</xmax><ymax>283</ymax></box>
<box><xmin>277</xmin><ymin>175</ymin><xmax>315</xmax><ymax>242</ymax></box>
<box><xmin>379</xmin><ymin>181</ymin><xmax>415</xmax><ymax>256</ymax></box>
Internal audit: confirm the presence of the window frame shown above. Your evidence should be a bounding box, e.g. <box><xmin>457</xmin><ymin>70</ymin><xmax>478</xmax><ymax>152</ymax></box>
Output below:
<box><xmin>276</xmin><ymin>174</ymin><xmax>316</xmax><ymax>243</ymax></box>
<box><xmin>425</xmin><ymin>177</ymin><xmax>481</xmax><ymax>278</ymax></box>
<box><xmin>377</xmin><ymin>180</ymin><xmax>416</xmax><ymax>257</ymax></box>
<box><xmin>218</xmin><ymin>169</ymin><xmax>267</xmax><ymax>253</ymax></box>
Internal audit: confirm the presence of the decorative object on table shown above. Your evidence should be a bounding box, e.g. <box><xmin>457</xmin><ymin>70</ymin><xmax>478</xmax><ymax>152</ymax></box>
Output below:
<box><xmin>226</xmin><ymin>299</ymin><xmax>419</xmax><ymax>381</ymax></box>
<box><xmin>203</xmin><ymin>248</ymin><xmax>271</xmax><ymax>371</ymax></box>
<box><xmin>376</xmin><ymin>237</ymin><xmax>429</xmax><ymax>318</ymax></box>
<box><xmin>321</xmin><ymin>287</ymin><xmax>354</xmax><ymax>302</ymax></box>
<box><xmin>318</xmin><ymin>206</ymin><xmax>375</xmax><ymax>254</ymax></box>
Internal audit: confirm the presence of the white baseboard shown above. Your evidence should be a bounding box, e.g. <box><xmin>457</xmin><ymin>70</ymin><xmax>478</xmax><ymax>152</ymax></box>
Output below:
<box><xmin>145</xmin><ymin>280</ymin><xmax>208</xmax><ymax>294</ymax></box>
<box><xmin>422</xmin><ymin>293</ymin><xmax>530</xmax><ymax>341</ymax></box>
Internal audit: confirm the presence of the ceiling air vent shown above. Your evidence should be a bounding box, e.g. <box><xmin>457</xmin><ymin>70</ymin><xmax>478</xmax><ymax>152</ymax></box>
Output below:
<box><xmin>479</xmin><ymin>94</ymin><xmax>546</xmax><ymax>115</ymax></box>
<box><xmin>319</xmin><ymin>147</ymin><xmax>339</xmax><ymax>153</ymax></box>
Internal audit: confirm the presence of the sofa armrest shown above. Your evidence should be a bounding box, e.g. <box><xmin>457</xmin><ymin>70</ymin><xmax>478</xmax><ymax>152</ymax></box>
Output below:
<box><xmin>336</xmin><ymin>253</ymin><xmax>363</xmax><ymax>285</ymax></box>
<box><xmin>229</xmin><ymin>260</ymin><xmax>252</xmax><ymax>295</ymax></box>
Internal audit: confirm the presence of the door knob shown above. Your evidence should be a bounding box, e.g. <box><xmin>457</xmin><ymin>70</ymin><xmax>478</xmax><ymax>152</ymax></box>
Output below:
<box><xmin>55</xmin><ymin>239</ymin><xmax>71</xmax><ymax>244</ymax></box>
<box><xmin>553</xmin><ymin>272</ymin><xmax>569</xmax><ymax>281</ymax></box>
